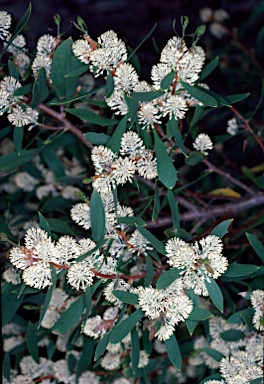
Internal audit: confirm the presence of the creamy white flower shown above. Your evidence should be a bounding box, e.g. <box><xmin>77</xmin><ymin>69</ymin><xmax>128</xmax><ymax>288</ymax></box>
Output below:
<box><xmin>70</xmin><ymin>202</ymin><xmax>91</xmax><ymax>229</ymax></box>
<box><xmin>113</xmin><ymin>62</ymin><xmax>139</xmax><ymax>92</ymax></box>
<box><xmin>179</xmin><ymin>46</ymin><xmax>206</xmax><ymax>85</ymax></box>
<box><xmin>0</xmin><ymin>11</ymin><xmax>12</xmax><ymax>40</ymax></box>
<box><xmin>5</xmin><ymin>34</ymin><xmax>27</xmax><ymax>54</ymax></box>
<box><xmin>227</xmin><ymin>117</ymin><xmax>238</xmax><ymax>135</ymax></box>
<box><xmin>112</xmin><ymin>157</ymin><xmax>136</xmax><ymax>185</ymax></box>
<box><xmin>120</xmin><ymin>131</ymin><xmax>145</xmax><ymax>159</ymax></box>
<box><xmin>53</xmin><ymin>360</ymin><xmax>75</xmax><ymax>384</ymax></box>
<box><xmin>101</xmin><ymin>351</ymin><xmax>121</xmax><ymax>370</ymax></box>
<box><xmin>22</xmin><ymin>261</ymin><xmax>52</xmax><ymax>289</ymax></box>
<box><xmin>129</xmin><ymin>229</ymin><xmax>153</xmax><ymax>255</ymax></box>
<box><xmin>55</xmin><ymin>236</ymin><xmax>80</xmax><ymax>265</ymax></box>
<box><xmin>9</xmin><ymin>246</ymin><xmax>36</xmax><ymax>270</ymax></box>
<box><xmin>32</xmin><ymin>54</ymin><xmax>52</xmax><ymax>78</ymax></box>
<box><xmin>7</xmin><ymin>105</ymin><xmax>39</xmax><ymax>128</ymax></box>
<box><xmin>138</xmin><ymin>102</ymin><xmax>161</xmax><ymax>129</ymax></box>
<box><xmin>3</xmin><ymin>335</ymin><xmax>25</xmax><ymax>352</ymax></box>
<box><xmin>82</xmin><ymin>315</ymin><xmax>106</xmax><ymax>339</ymax></box>
<box><xmin>104</xmin><ymin>279</ymin><xmax>130</xmax><ymax>307</ymax></box>
<box><xmin>112</xmin><ymin>379</ymin><xmax>133</xmax><ymax>384</ymax></box>
<box><xmin>151</xmin><ymin>63</ymin><xmax>172</xmax><ymax>90</ymax></box>
<box><xmin>106</xmin><ymin>88</ymin><xmax>128</xmax><ymax>115</ymax></box>
<box><xmin>160</xmin><ymin>94</ymin><xmax>188</xmax><ymax>120</ymax></box>
<box><xmin>72</xmin><ymin>38</ymin><xmax>92</xmax><ymax>64</ymax></box>
<box><xmin>78</xmin><ymin>371</ymin><xmax>100</xmax><ymax>384</ymax></box>
<box><xmin>13</xmin><ymin>172</ymin><xmax>39</xmax><ymax>192</ymax></box>
<box><xmin>165</xmin><ymin>237</ymin><xmax>195</xmax><ymax>269</ymax></box>
<box><xmin>251</xmin><ymin>289</ymin><xmax>264</xmax><ymax>331</ymax></box>
<box><xmin>199</xmin><ymin>7</ymin><xmax>214</xmax><ymax>22</ymax></box>
<box><xmin>2</xmin><ymin>266</ymin><xmax>21</xmax><ymax>285</ymax></box>
<box><xmin>138</xmin><ymin>350</ymin><xmax>149</xmax><ymax>368</ymax></box>
<box><xmin>209</xmin><ymin>22</ymin><xmax>226</xmax><ymax>39</ymax></box>
<box><xmin>214</xmin><ymin>9</ymin><xmax>230</xmax><ymax>22</ymax></box>
<box><xmin>160</xmin><ymin>36</ymin><xmax>188</xmax><ymax>71</ymax></box>
<box><xmin>193</xmin><ymin>133</ymin><xmax>213</xmax><ymax>155</ymax></box>
<box><xmin>36</xmin><ymin>34</ymin><xmax>56</xmax><ymax>55</ymax></box>
<box><xmin>91</xmin><ymin>145</ymin><xmax>116</xmax><ymax>173</ymax></box>
<box><xmin>67</xmin><ymin>261</ymin><xmax>94</xmax><ymax>290</ymax></box>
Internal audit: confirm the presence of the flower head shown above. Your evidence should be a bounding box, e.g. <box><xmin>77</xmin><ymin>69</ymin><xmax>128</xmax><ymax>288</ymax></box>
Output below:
<box><xmin>193</xmin><ymin>133</ymin><xmax>213</xmax><ymax>155</ymax></box>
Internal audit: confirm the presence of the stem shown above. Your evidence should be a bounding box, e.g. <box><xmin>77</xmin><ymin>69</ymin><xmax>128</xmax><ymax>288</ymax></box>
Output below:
<box><xmin>230</xmin><ymin>105</ymin><xmax>264</xmax><ymax>152</ymax></box>
<box><xmin>37</xmin><ymin>103</ymin><xmax>94</xmax><ymax>150</ymax></box>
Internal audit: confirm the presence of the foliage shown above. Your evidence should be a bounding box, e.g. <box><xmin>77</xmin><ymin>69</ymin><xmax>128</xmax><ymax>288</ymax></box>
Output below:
<box><xmin>0</xmin><ymin>4</ymin><xmax>263</xmax><ymax>384</ymax></box>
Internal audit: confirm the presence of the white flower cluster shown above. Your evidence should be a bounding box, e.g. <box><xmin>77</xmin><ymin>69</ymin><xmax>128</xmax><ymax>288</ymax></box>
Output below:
<box><xmin>226</xmin><ymin>117</ymin><xmax>238</xmax><ymax>136</ymax></box>
<box><xmin>0</xmin><ymin>76</ymin><xmax>39</xmax><ymax>128</ymax></box>
<box><xmin>193</xmin><ymin>133</ymin><xmax>213</xmax><ymax>155</ymax></box>
<box><xmin>72</xmin><ymin>30</ymin><xmax>207</xmax><ymax>129</ymax></box>
<box><xmin>0</xmin><ymin>11</ymin><xmax>11</xmax><ymax>40</ymax></box>
<box><xmin>8</xmin><ymin>227</ymin><xmax>108</xmax><ymax>291</ymax></box>
<box><xmin>91</xmin><ymin>131</ymin><xmax>157</xmax><ymax>194</ymax></box>
<box><xmin>250</xmin><ymin>289</ymin><xmax>264</xmax><ymax>331</ymax></box>
<box><xmin>32</xmin><ymin>34</ymin><xmax>57</xmax><ymax>78</ymax></box>
<box><xmin>136</xmin><ymin>279</ymin><xmax>193</xmax><ymax>341</ymax></box>
<box><xmin>165</xmin><ymin>235</ymin><xmax>228</xmax><ymax>296</ymax></box>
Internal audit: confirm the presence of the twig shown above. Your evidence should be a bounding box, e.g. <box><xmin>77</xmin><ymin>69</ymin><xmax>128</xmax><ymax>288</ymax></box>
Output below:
<box><xmin>37</xmin><ymin>103</ymin><xmax>94</xmax><ymax>150</ymax></box>
<box><xmin>146</xmin><ymin>192</ymin><xmax>264</xmax><ymax>228</ymax></box>
<box><xmin>230</xmin><ymin>105</ymin><xmax>264</xmax><ymax>152</ymax></box>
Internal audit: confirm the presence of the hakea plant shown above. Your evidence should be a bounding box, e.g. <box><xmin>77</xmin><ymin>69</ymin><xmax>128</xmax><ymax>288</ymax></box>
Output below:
<box><xmin>1</xmin><ymin>5</ymin><xmax>264</xmax><ymax>384</ymax></box>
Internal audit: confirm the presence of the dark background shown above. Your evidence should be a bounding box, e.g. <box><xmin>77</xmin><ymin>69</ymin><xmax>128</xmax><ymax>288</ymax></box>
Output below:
<box><xmin>1</xmin><ymin>0</ymin><xmax>261</xmax><ymax>80</ymax></box>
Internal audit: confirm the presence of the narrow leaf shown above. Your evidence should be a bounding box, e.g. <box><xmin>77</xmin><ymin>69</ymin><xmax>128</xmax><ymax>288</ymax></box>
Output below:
<box><xmin>110</xmin><ymin>309</ymin><xmax>144</xmax><ymax>344</ymax></box>
<box><xmin>188</xmin><ymin>307</ymin><xmax>213</xmax><ymax>321</ymax></box>
<box><xmin>64</xmin><ymin>64</ymin><xmax>89</xmax><ymax>77</ymax></box>
<box><xmin>222</xmin><ymin>262</ymin><xmax>259</xmax><ymax>278</ymax></box>
<box><xmin>204</xmin><ymin>277</ymin><xmax>224</xmax><ymax>313</ymax></box>
<box><xmin>167</xmin><ymin>189</ymin><xmax>180</xmax><ymax>236</ymax></box>
<box><xmin>210</xmin><ymin>219</ymin><xmax>233</xmax><ymax>238</ymax></box>
<box><xmin>152</xmin><ymin>183</ymin><xmax>160</xmax><ymax>221</ymax></box>
<box><xmin>127</xmin><ymin>24</ymin><xmax>157</xmax><ymax>61</ymax></box>
<box><xmin>2</xmin><ymin>353</ymin><xmax>10</xmax><ymax>381</ymax></box>
<box><xmin>106</xmin><ymin>114</ymin><xmax>129</xmax><ymax>153</ymax></box>
<box><xmin>90</xmin><ymin>189</ymin><xmax>105</xmax><ymax>244</ymax></box>
<box><xmin>157</xmin><ymin>268</ymin><xmax>181</xmax><ymax>289</ymax></box>
<box><xmin>165</xmin><ymin>334</ymin><xmax>182</xmax><ymax>371</ymax></box>
<box><xmin>167</xmin><ymin>119</ymin><xmax>187</xmax><ymax>156</ymax></box>
<box><xmin>52</xmin><ymin>295</ymin><xmax>85</xmax><ymax>334</ymax></box>
<box><xmin>66</xmin><ymin>108</ymin><xmax>118</xmax><ymax>126</ymax></box>
<box><xmin>26</xmin><ymin>322</ymin><xmax>39</xmax><ymax>363</ymax></box>
<box><xmin>144</xmin><ymin>255</ymin><xmax>155</xmax><ymax>287</ymax></box>
<box><xmin>220</xmin><ymin>329</ymin><xmax>245</xmax><ymax>342</ymax></box>
<box><xmin>105</xmin><ymin>71</ymin><xmax>115</xmax><ymax>98</ymax></box>
<box><xmin>76</xmin><ymin>338</ymin><xmax>95</xmax><ymax>378</ymax></box>
<box><xmin>117</xmin><ymin>216</ymin><xmax>146</xmax><ymax>227</ymax></box>
<box><xmin>161</xmin><ymin>70</ymin><xmax>176</xmax><ymax>89</ymax></box>
<box><xmin>0</xmin><ymin>148</ymin><xmax>42</xmax><ymax>173</ymax></box>
<box><xmin>136</xmin><ymin>225</ymin><xmax>166</xmax><ymax>255</ymax></box>
<box><xmin>31</xmin><ymin>68</ymin><xmax>49</xmax><ymax>107</ymax></box>
<box><xmin>38</xmin><ymin>265</ymin><xmax>57</xmax><ymax>327</ymax></box>
<box><xmin>94</xmin><ymin>331</ymin><xmax>111</xmax><ymax>360</ymax></box>
<box><xmin>131</xmin><ymin>327</ymin><xmax>140</xmax><ymax>373</ymax></box>
<box><xmin>224</xmin><ymin>93</ymin><xmax>250</xmax><ymax>105</ymax></box>
<box><xmin>153</xmin><ymin>129</ymin><xmax>178</xmax><ymax>189</ymax></box>
<box><xmin>246</xmin><ymin>233</ymin><xmax>264</xmax><ymax>262</ymax></box>
<box><xmin>13</xmin><ymin>126</ymin><xmax>24</xmax><ymax>155</ymax></box>
<box><xmin>130</xmin><ymin>90</ymin><xmax>164</xmax><ymax>102</ymax></box>
<box><xmin>185</xmin><ymin>151</ymin><xmax>204</xmax><ymax>166</ymax></box>
<box><xmin>84</xmin><ymin>132</ymin><xmax>110</xmax><ymax>145</ymax></box>
<box><xmin>112</xmin><ymin>291</ymin><xmax>139</xmax><ymax>305</ymax></box>
<box><xmin>38</xmin><ymin>212</ymin><xmax>52</xmax><ymax>236</ymax></box>
<box><xmin>181</xmin><ymin>81</ymin><xmax>218</xmax><ymax>107</ymax></box>
<box><xmin>186</xmin><ymin>319</ymin><xmax>198</xmax><ymax>335</ymax></box>
<box><xmin>203</xmin><ymin>347</ymin><xmax>225</xmax><ymax>362</ymax></box>
<box><xmin>124</xmin><ymin>94</ymin><xmax>139</xmax><ymax>127</ymax></box>
<box><xmin>198</xmin><ymin>56</ymin><xmax>219</xmax><ymax>82</ymax></box>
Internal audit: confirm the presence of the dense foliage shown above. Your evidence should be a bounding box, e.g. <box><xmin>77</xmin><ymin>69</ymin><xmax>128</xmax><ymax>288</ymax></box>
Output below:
<box><xmin>1</xmin><ymin>4</ymin><xmax>263</xmax><ymax>384</ymax></box>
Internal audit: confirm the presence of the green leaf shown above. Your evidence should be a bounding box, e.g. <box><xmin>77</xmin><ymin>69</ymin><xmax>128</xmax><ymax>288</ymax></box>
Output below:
<box><xmin>112</xmin><ymin>290</ymin><xmax>139</xmax><ymax>305</ymax></box>
<box><xmin>222</xmin><ymin>262</ymin><xmax>259</xmax><ymax>278</ymax></box>
<box><xmin>49</xmin><ymin>85</ymin><xmax>104</xmax><ymax>105</ymax></box>
<box><xmin>26</xmin><ymin>322</ymin><xmax>39</xmax><ymax>363</ymax></box>
<box><xmin>131</xmin><ymin>327</ymin><xmax>140</xmax><ymax>373</ymax></box>
<box><xmin>38</xmin><ymin>265</ymin><xmax>57</xmax><ymax>327</ymax></box>
<box><xmin>84</xmin><ymin>132</ymin><xmax>110</xmax><ymax>145</ymax></box>
<box><xmin>41</xmin><ymin>148</ymin><xmax>65</xmax><ymax>178</ymax></box>
<box><xmin>167</xmin><ymin>119</ymin><xmax>187</xmax><ymax>156</ymax></box>
<box><xmin>13</xmin><ymin>126</ymin><xmax>24</xmax><ymax>155</ymax></box>
<box><xmin>90</xmin><ymin>189</ymin><xmax>105</xmax><ymax>244</ymax></box>
<box><xmin>153</xmin><ymin>129</ymin><xmax>178</xmax><ymax>189</ymax></box>
<box><xmin>227</xmin><ymin>308</ymin><xmax>254</xmax><ymax>325</ymax></box>
<box><xmin>64</xmin><ymin>64</ymin><xmax>89</xmax><ymax>78</ymax></box>
<box><xmin>124</xmin><ymin>94</ymin><xmax>139</xmax><ymax>128</ymax></box>
<box><xmin>249</xmin><ymin>378</ymin><xmax>263</xmax><ymax>384</ymax></box>
<box><xmin>220</xmin><ymin>329</ymin><xmax>245</xmax><ymax>342</ymax></box>
<box><xmin>198</xmin><ymin>56</ymin><xmax>219</xmax><ymax>82</ymax></box>
<box><xmin>38</xmin><ymin>212</ymin><xmax>52</xmax><ymax>236</ymax></box>
<box><xmin>76</xmin><ymin>337</ymin><xmax>96</xmax><ymax>379</ymax></box>
<box><xmin>66</xmin><ymin>108</ymin><xmax>118</xmax><ymax>126</ymax></box>
<box><xmin>31</xmin><ymin>68</ymin><xmax>49</xmax><ymax>107</ymax></box>
<box><xmin>52</xmin><ymin>295</ymin><xmax>85</xmax><ymax>334</ymax></box>
<box><xmin>161</xmin><ymin>70</ymin><xmax>176</xmax><ymax>89</ymax></box>
<box><xmin>94</xmin><ymin>331</ymin><xmax>111</xmax><ymax>361</ymax></box>
<box><xmin>224</xmin><ymin>93</ymin><xmax>250</xmax><ymax>105</ymax></box>
<box><xmin>46</xmin><ymin>219</ymin><xmax>76</xmax><ymax>236</ymax></box>
<box><xmin>117</xmin><ymin>216</ymin><xmax>146</xmax><ymax>227</ymax></box>
<box><xmin>110</xmin><ymin>309</ymin><xmax>144</xmax><ymax>344</ymax></box>
<box><xmin>2</xmin><ymin>353</ymin><xmax>10</xmax><ymax>381</ymax></box>
<box><xmin>246</xmin><ymin>233</ymin><xmax>264</xmax><ymax>262</ymax></box>
<box><xmin>82</xmin><ymin>286</ymin><xmax>92</xmax><ymax>325</ymax></box>
<box><xmin>130</xmin><ymin>90</ymin><xmax>164</xmax><ymax>102</ymax></box>
<box><xmin>152</xmin><ymin>183</ymin><xmax>160</xmax><ymax>221</ymax></box>
<box><xmin>156</xmin><ymin>268</ymin><xmax>181</xmax><ymax>289</ymax></box>
<box><xmin>144</xmin><ymin>255</ymin><xmax>155</xmax><ymax>287</ymax></box>
<box><xmin>1</xmin><ymin>4</ymin><xmax>31</xmax><ymax>59</ymax></box>
<box><xmin>185</xmin><ymin>151</ymin><xmax>204</xmax><ymax>166</ymax></box>
<box><xmin>0</xmin><ymin>148</ymin><xmax>42</xmax><ymax>173</ymax></box>
<box><xmin>210</xmin><ymin>219</ymin><xmax>233</xmax><ymax>238</ymax></box>
<box><xmin>105</xmin><ymin>71</ymin><xmax>114</xmax><ymax>98</ymax></box>
<box><xmin>106</xmin><ymin>114</ymin><xmax>129</xmax><ymax>153</ymax></box>
<box><xmin>2</xmin><ymin>284</ymin><xmax>24</xmax><ymax>326</ymax></box>
<box><xmin>204</xmin><ymin>278</ymin><xmax>224</xmax><ymax>313</ymax></box>
<box><xmin>136</xmin><ymin>225</ymin><xmax>166</xmax><ymax>255</ymax></box>
<box><xmin>50</xmin><ymin>38</ymin><xmax>81</xmax><ymax>100</ymax></box>
<box><xmin>13</xmin><ymin>83</ymin><xmax>33</xmax><ymax>97</ymax></box>
<box><xmin>185</xmin><ymin>319</ymin><xmax>198</xmax><ymax>335</ymax></box>
<box><xmin>8</xmin><ymin>60</ymin><xmax>19</xmax><ymax>79</ymax></box>
<box><xmin>188</xmin><ymin>307</ymin><xmax>213</xmax><ymax>321</ymax></box>
<box><xmin>167</xmin><ymin>189</ymin><xmax>180</xmax><ymax>236</ymax></box>
<box><xmin>180</xmin><ymin>81</ymin><xmax>218</xmax><ymax>107</ymax></box>
<box><xmin>127</xmin><ymin>23</ymin><xmax>157</xmax><ymax>61</ymax></box>
<box><xmin>203</xmin><ymin>347</ymin><xmax>226</xmax><ymax>362</ymax></box>
<box><xmin>165</xmin><ymin>334</ymin><xmax>182</xmax><ymax>371</ymax></box>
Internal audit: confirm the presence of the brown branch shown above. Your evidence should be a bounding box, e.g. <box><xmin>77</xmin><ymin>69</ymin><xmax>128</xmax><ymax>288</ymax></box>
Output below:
<box><xmin>37</xmin><ymin>103</ymin><xmax>94</xmax><ymax>150</ymax></box>
<box><xmin>145</xmin><ymin>192</ymin><xmax>264</xmax><ymax>228</ymax></box>
<box><xmin>230</xmin><ymin>105</ymin><xmax>264</xmax><ymax>152</ymax></box>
